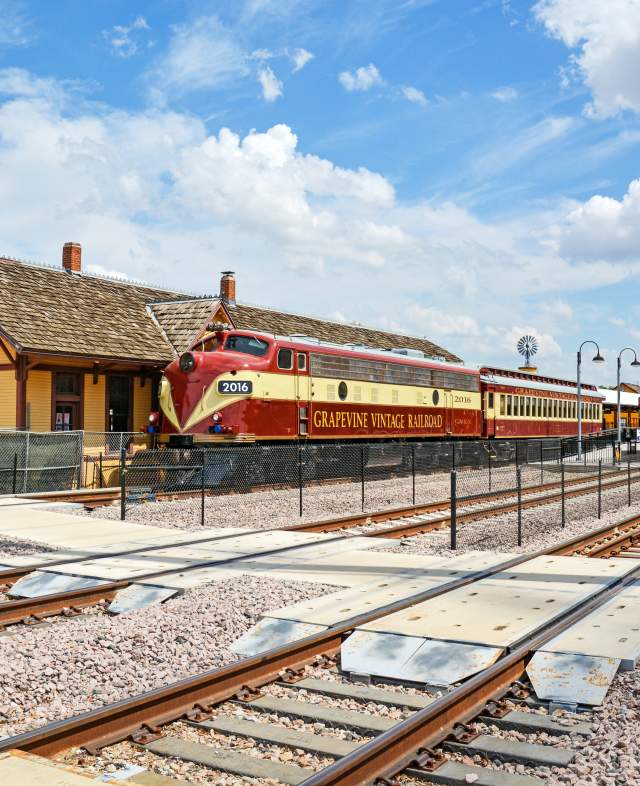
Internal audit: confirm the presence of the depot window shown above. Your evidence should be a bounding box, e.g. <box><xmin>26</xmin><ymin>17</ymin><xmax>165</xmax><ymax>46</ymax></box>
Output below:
<box><xmin>277</xmin><ymin>348</ymin><xmax>294</xmax><ymax>370</ymax></box>
<box><xmin>224</xmin><ymin>334</ymin><xmax>269</xmax><ymax>357</ymax></box>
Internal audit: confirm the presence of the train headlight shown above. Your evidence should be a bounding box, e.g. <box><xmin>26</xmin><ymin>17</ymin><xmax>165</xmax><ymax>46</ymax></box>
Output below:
<box><xmin>148</xmin><ymin>412</ymin><xmax>159</xmax><ymax>425</ymax></box>
<box><xmin>179</xmin><ymin>352</ymin><xmax>196</xmax><ymax>373</ymax></box>
<box><xmin>212</xmin><ymin>413</ymin><xmax>221</xmax><ymax>422</ymax></box>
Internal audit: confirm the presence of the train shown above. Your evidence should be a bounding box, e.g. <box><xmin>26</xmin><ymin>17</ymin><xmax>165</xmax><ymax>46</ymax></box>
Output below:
<box><xmin>151</xmin><ymin>328</ymin><xmax>604</xmax><ymax>447</ymax></box>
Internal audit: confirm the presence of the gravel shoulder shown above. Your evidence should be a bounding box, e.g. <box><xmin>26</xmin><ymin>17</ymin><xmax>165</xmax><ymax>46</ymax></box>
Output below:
<box><xmin>0</xmin><ymin>575</ymin><xmax>335</xmax><ymax>739</ymax></box>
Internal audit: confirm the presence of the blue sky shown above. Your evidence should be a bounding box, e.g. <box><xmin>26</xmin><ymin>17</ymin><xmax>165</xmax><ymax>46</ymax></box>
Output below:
<box><xmin>2</xmin><ymin>0</ymin><xmax>640</xmax><ymax>385</ymax></box>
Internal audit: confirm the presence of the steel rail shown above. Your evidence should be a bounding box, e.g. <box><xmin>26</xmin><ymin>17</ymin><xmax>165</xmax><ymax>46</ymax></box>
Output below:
<box><xmin>2</xmin><ymin>467</ymin><xmax>628</xmax><ymax>590</ymax></box>
<box><xmin>1</xmin><ymin>512</ymin><xmax>635</xmax><ymax>759</ymax></box>
<box><xmin>287</xmin><ymin>467</ymin><xmax>629</xmax><ymax>534</ymax></box>
<box><xmin>2</xmin><ymin>470</ymin><xmax>637</xmax><ymax>626</ymax></box>
<box><xmin>299</xmin><ymin>562</ymin><xmax>640</xmax><ymax>786</ymax></box>
<box><xmin>0</xmin><ymin>582</ymin><xmax>128</xmax><ymax>628</ymax></box>
<box><xmin>0</xmin><ymin>545</ymin><xmax>549</xmax><ymax>757</ymax></box>
<box><xmin>367</xmin><ymin>470</ymin><xmax>640</xmax><ymax>539</ymax></box>
<box><xmin>548</xmin><ymin>510</ymin><xmax>640</xmax><ymax>557</ymax></box>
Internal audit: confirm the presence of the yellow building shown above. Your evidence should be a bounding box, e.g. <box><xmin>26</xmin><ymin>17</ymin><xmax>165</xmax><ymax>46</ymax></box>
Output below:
<box><xmin>0</xmin><ymin>243</ymin><xmax>187</xmax><ymax>434</ymax></box>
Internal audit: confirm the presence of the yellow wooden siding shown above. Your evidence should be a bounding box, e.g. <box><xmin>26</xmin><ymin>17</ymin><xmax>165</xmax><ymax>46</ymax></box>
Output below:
<box><xmin>26</xmin><ymin>371</ymin><xmax>51</xmax><ymax>431</ymax></box>
<box><xmin>133</xmin><ymin>378</ymin><xmax>152</xmax><ymax>432</ymax></box>
<box><xmin>0</xmin><ymin>370</ymin><xmax>16</xmax><ymax>428</ymax></box>
<box><xmin>84</xmin><ymin>375</ymin><xmax>106</xmax><ymax>432</ymax></box>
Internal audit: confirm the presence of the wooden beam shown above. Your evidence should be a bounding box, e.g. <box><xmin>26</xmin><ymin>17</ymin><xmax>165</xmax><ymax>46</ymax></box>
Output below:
<box><xmin>0</xmin><ymin>335</ymin><xmax>16</xmax><ymax>367</ymax></box>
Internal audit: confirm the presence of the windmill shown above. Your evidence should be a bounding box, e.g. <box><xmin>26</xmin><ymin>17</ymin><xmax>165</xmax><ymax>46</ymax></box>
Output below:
<box><xmin>517</xmin><ymin>335</ymin><xmax>538</xmax><ymax>372</ymax></box>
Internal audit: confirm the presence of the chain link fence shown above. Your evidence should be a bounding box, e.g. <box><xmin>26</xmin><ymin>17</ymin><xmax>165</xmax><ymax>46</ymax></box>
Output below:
<box><xmin>451</xmin><ymin>451</ymin><xmax>640</xmax><ymax>551</ymax></box>
<box><xmin>0</xmin><ymin>431</ymin><xmax>153</xmax><ymax>494</ymax></box>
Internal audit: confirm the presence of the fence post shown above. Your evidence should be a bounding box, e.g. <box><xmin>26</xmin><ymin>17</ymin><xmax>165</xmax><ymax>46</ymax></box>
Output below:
<box><xmin>488</xmin><ymin>448</ymin><xmax>492</xmax><ymax>493</ymax></box>
<box><xmin>411</xmin><ymin>444</ymin><xmax>416</xmax><ymax>506</ymax></box>
<box><xmin>561</xmin><ymin>460</ymin><xmax>566</xmax><ymax>528</ymax></box>
<box><xmin>628</xmin><ymin>459</ymin><xmax>632</xmax><ymax>507</ymax></box>
<box><xmin>540</xmin><ymin>441</ymin><xmax>544</xmax><ymax>485</ymax></box>
<box><xmin>517</xmin><ymin>466</ymin><xmax>522</xmax><ymax>546</ymax></box>
<box><xmin>98</xmin><ymin>452</ymin><xmax>103</xmax><ymax>489</ymax></box>
<box><xmin>450</xmin><ymin>470</ymin><xmax>457</xmax><ymax>550</ymax></box>
<box><xmin>12</xmin><ymin>453</ymin><xmax>17</xmax><ymax>494</ymax></box>
<box><xmin>119</xmin><ymin>448</ymin><xmax>126</xmax><ymax>521</ymax></box>
<box><xmin>201</xmin><ymin>449</ymin><xmax>206</xmax><ymax>526</ymax></box>
<box><xmin>298</xmin><ymin>444</ymin><xmax>304</xmax><ymax>517</ymax></box>
<box><xmin>360</xmin><ymin>444</ymin><xmax>365</xmax><ymax>512</ymax></box>
<box><xmin>452</xmin><ymin>443</ymin><xmax>456</xmax><ymax>471</ymax></box>
<box><xmin>598</xmin><ymin>459</ymin><xmax>602</xmax><ymax>519</ymax></box>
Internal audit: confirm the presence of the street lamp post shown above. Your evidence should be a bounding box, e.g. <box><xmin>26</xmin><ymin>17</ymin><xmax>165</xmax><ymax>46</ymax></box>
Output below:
<box><xmin>617</xmin><ymin>348</ymin><xmax>640</xmax><ymax>446</ymax></box>
<box><xmin>577</xmin><ymin>340</ymin><xmax>605</xmax><ymax>459</ymax></box>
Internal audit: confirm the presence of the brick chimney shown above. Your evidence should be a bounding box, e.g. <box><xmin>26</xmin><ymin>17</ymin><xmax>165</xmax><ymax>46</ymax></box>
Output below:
<box><xmin>62</xmin><ymin>242</ymin><xmax>82</xmax><ymax>273</ymax></box>
<box><xmin>220</xmin><ymin>271</ymin><xmax>236</xmax><ymax>305</ymax></box>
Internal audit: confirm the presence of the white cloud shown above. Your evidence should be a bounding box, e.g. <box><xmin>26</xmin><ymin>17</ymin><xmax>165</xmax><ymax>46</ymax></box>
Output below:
<box><xmin>407</xmin><ymin>305</ymin><xmax>479</xmax><ymax>337</ymax></box>
<box><xmin>534</xmin><ymin>0</ymin><xmax>640</xmax><ymax>118</ymax></box>
<box><xmin>102</xmin><ymin>16</ymin><xmax>150</xmax><ymax>59</ymax></box>
<box><xmin>401</xmin><ymin>86</ymin><xmax>427</xmax><ymax>106</ymax></box>
<box><xmin>4</xmin><ymin>68</ymin><xmax>640</xmax><ymax>377</ymax></box>
<box><xmin>491</xmin><ymin>86</ymin><xmax>518</xmax><ymax>102</ymax></box>
<box><xmin>547</xmin><ymin>177</ymin><xmax>640</xmax><ymax>263</ymax></box>
<box><xmin>289</xmin><ymin>47</ymin><xmax>314</xmax><ymax>72</ymax></box>
<box><xmin>0</xmin><ymin>0</ymin><xmax>33</xmax><ymax>46</ymax></box>
<box><xmin>146</xmin><ymin>16</ymin><xmax>248</xmax><ymax>103</ymax></box>
<box><xmin>338</xmin><ymin>64</ymin><xmax>383</xmax><ymax>92</ymax></box>
<box><xmin>257</xmin><ymin>66</ymin><xmax>283</xmax><ymax>101</ymax></box>
<box><xmin>473</xmin><ymin>116</ymin><xmax>573</xmax><ymax>177</ymax></box>
<box><xmin>250</xmin><ymin>48</ymin><xmax>274</xmax><ymax>60</ymax></box>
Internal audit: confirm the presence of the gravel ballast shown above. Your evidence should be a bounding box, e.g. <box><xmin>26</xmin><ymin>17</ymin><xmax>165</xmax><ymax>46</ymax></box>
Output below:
<box><xmin>72</xmin><ymin>464</ymin><xmax>562</xmax><ymax>532</ymax></box>
<box><xmin>0</xmin><ymin>575</ymin><xmax>335</xmax><ymax>739</ymax></box>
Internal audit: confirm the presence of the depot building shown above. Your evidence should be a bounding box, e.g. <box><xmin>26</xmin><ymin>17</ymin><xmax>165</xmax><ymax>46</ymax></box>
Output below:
<box><xmin>0</xmin><ymin>243</ymin><xmax>459</xmax><ymax>433</ymax></box>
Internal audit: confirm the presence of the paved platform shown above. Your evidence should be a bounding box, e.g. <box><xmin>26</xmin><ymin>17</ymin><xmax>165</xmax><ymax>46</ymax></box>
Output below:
<box><xmin>0</xmin><ymin>498</ymin><xmax>242</xmax><ymax>564</ymax></box>
<box><xmin>0</xmin><ymin>750</ymin><xmax>130</xmax><ymax>786</ymax></box>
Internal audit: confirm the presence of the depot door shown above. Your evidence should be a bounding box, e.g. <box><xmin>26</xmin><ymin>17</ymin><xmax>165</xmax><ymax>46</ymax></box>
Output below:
<box><xmin>295</xmin><ymin>352</ymin><xmax>310</xmax><ymax>436</ymax></box>
<box><xmin>108</xmin><ymin>375</ymin><xmax>132</xmax><ymax>433</ymax></box>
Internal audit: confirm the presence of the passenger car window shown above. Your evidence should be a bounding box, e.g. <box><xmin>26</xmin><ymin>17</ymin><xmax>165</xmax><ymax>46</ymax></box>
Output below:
<box><xmin>297</xmin><ymin>353</ymin><xmax>307</xmax><ymax>371</ymax></box>
<box><xmin>224</xmin><ymin>335</ymin><xmax>269</xmax><ymax>357</ymax></box>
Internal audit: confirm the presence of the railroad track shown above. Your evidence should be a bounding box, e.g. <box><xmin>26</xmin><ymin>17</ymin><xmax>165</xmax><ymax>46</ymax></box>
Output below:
<box><xmin>1</xmin><ymin>468</ymin><xmax>638</xmax><ymax>632</ymax></box>
<box><xmin>19</xmin><ymin>464</ymin><xmax>629</xmax><ymax>510</ymax></box>
<box><xmin>1</xmin><ymin>516</ymin><xmax>639</xmax><ymax>785</ymax></box>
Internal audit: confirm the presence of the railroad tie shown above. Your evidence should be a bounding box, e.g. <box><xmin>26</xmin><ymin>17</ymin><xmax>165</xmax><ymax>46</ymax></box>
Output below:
<box><xmin>275</xmin><ymin>676</ymin><xmax>434</xmax><ymax>709</ymax></box>
<box><xmin>444</xmin><ymin>734</ymin><xmax>576</xmax><ymax>767</ymax></box>
<box><xmin>405</xmin><ymin>760</ymin><xmax>545</xmax><ymax>785</ymax></box>
<box><xmin>196</xmin><ymin>716</ymin><xmax>359</xmax><ymax>758</ymax></box>
<box><xmin>144</xmin><ymin>736</ymin><xmax>312</xmax><ymax>786</ymax></box>
<box><xmin>233</xmin><ymin>694</ymin><xmax>397</xmax><ymax>734</ymax></box>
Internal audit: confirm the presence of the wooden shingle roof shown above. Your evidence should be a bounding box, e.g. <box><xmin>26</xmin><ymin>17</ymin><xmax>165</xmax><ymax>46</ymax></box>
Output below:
<box><xmin>0</xmin><ymin>257</ymin><xmax>188</xmax><ymax>363</ymax></box>
<box><xmin>0</xmin><ymin>255</ymin><xmax>461</xmax><ymax>365</ymax></box>
<box><xmin>226</xmin><ymin>302</ymin><xmax>462</xmax><ymax>362</ymax></box>
<box><xmin>149</xmin><ymin>298</ymin><xmax>461</xmax><ymax>363</ymax></box>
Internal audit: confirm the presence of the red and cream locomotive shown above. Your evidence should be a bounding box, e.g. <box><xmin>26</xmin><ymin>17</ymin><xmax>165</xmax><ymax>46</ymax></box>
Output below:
<box><xmin>153</xmin><ymin>328</ymin><xmax>603</xmax><ymax>446</ymax></box>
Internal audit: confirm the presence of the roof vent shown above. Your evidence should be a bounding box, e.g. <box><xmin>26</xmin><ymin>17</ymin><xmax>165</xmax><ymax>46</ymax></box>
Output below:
<box><xmin>391</xmin><ymin>347</ymin><xmax>425</xmax><ymax>358</ymax></box>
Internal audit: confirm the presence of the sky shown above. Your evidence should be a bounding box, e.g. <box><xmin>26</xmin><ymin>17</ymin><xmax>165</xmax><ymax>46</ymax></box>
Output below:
<box><xmin>1</xmin><ymin>0</ymin><xmax>640</xmax><ymax>385</ymax></box>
